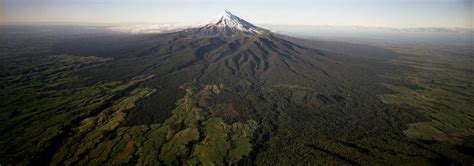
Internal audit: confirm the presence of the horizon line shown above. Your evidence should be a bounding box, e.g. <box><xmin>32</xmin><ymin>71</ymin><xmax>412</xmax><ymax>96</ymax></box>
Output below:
<box><xmin>1</xmin><ymin>21</ymin><xmax>473</xmax><ymax>30</ymax></box>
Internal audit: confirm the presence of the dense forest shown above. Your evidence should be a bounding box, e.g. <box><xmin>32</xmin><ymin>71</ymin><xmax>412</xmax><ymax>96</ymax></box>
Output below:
<box><xmin>0</xmin><ymin>25</ymin><xmax>473</xmax><ymax>165</ymax></box>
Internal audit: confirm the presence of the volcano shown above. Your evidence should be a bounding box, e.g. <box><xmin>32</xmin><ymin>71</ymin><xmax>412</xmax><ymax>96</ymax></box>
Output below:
<box><xmin>55</xmin><ymin>11</ymin><xmax>389</xmax><ymax>128</ymax></box>
<box><xmin>109</xmin><ymin>10</ymin><xmax>348</xmax><ymax>89</ymax></box>
<box><xmin>45</xmin><ymin>10</ymin><xmax>423</xmax><ymax>165</ymax></box>
<box><xmin>3</xmin><ymin>8</ymin><xmax>473</xmax><ymax>166</ymax></box>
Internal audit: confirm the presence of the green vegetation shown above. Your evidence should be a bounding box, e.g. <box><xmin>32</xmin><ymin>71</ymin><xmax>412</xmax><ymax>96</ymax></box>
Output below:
<box><xmin>0</xmin><ymin>53</ymin><xmax>259</xmax><ymax>165</ymax></box>
<box><xmin>0</xmin><ymin>54</ymin><xmax>155</xmax><ymax>164</ymax></box>
<box><xmin>1</xmin><ymin>26</ymin><xmax>473</xmax><ymax>165</ymax></box>
<box><xmin>379</xmin><ymin>47</ymin><xmax>474</xmax><ymax>143</ymax></box>
<box><xmin>49</xmin><ymin>84</ymin><xmax>258</xmax><ymax>165</ymax></box>
<box><xmin>155</xmin><ymin>85</ymin><xmax>259</xmax><ymax>165</ymax></box>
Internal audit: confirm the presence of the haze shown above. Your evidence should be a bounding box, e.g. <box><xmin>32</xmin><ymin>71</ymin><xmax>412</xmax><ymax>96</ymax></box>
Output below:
<box><xmin>1</xmin><ymin>0</ymin><xmax>472</xmax><ymax>28</ymax></box>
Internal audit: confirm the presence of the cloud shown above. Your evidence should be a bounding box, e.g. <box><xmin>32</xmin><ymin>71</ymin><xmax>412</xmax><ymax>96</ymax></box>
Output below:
<box><xmin>107</xmin><ymin>23</ymin><xmax>193</xmax><ymax>33</ymax></box>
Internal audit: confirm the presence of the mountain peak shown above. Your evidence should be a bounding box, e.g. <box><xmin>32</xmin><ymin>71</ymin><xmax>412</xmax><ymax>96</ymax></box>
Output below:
<box><xmin>222</xmin><ymin>10</ymin><xmax>235</xmax><ymax>19</ymax></box>
<box><xmin>200</xmin><ymin>10</ymin><xmax>266</xmax><ymax>35</ymax></box>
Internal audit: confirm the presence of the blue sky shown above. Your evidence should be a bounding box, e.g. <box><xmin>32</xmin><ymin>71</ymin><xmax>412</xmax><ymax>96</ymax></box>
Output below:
<box><xmin>1</xmin><ymin>0</ymin><xmax>472</xmax><ymax>28</ymax></box>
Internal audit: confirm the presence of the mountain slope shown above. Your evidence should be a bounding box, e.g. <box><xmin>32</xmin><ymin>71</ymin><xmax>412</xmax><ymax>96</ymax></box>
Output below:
<box><xmin>55</xmin><ymin>11</ymin><xmax>405</xmax><ymax>137</ymax></box>
<box><xmin>37</xmin><ymin>11</ymin><xmax>474</xmax><ymax>165</ymax></box>
<box><xmin>90</xmin><ymin>11</ymin><xmax>354</xmax><ymax>91</ymax></box>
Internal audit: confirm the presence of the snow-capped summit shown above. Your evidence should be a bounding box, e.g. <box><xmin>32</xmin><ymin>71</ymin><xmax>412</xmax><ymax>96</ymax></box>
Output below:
<box><xmin>107</xmin><ymin>11</ymin><xmax>269</xmax><ymax>36</ymax></box>
<box><xmin>208</xmin><ymin>11</ymin><xmax>258</xmax><ymax>31</ymax></box>
<box><xmin>195</xmin><ymin>10</ymin><xmax>266</xmax><ymax>36</ymax></box>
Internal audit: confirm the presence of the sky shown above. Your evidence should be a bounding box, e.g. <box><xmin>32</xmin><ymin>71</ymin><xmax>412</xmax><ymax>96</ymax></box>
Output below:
<box><xmin>1</xmin><ymin>0</ymin><xmax>472</xmax><ymax>28</ymax></box>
